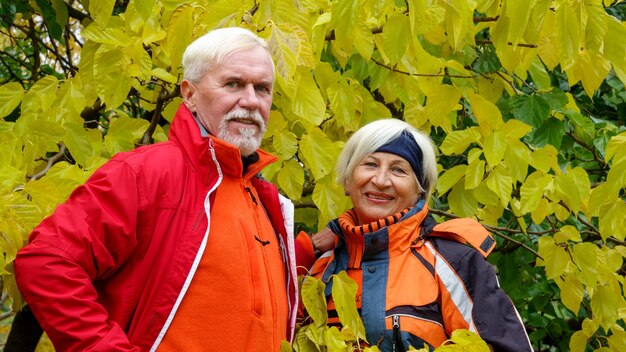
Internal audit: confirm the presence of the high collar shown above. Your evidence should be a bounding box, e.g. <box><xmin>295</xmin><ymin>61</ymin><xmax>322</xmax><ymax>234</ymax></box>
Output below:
<box><xmin>168</xmin><ymin>104</ymin><xmax>277</xmax><ymax>182</ymax></box>
<box><xmin>337</xmin><ymin>202</ymin><xmax>430</xmax><ymax>267</ymax></box>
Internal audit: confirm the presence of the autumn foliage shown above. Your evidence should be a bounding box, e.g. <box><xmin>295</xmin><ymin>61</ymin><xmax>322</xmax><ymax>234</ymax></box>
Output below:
<box><xmin>0</xmin><ymin>0</ymin><xmax>625</xmax><ymax>350</ymax></box>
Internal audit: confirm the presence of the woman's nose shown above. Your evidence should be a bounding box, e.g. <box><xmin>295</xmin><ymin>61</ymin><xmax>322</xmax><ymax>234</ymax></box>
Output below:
<box><xmin>371</xmin><ymin>170</ymin><xmax>391</xmax><ymax>187</ymax></box>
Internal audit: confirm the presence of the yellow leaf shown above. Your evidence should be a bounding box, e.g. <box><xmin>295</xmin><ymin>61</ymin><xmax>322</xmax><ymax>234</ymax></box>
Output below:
<box><xmin>468</xmin><ymin>93</ymin><xmax>504</xmax><ymax>134</ymax></box>
<box><xmin>442</xmin><ymin>0</ymin><xmax>473</xmax><ymax>51</ymax></box>
<box><xmin>301</xmin><ymin>276</ymin><xmax>328</xmax><ymax>327</ymax></box>
<box><xmin>556</xmin><ymin>4</ymin><xmax>581</xmax><ymax>70</ymax></box>
<box><xmin>465</xmin><ymin>159</ymin><xmax>485</xmax><ymax>190</ymax></box>
<box><xmin>554</xmin><ymin>225</ymin><xmax>582</xmax><ymax>244</ymax></box>
<box><xmin>312</xmin><ymin>177</ymin><xmax>352</xmax><ymax>228</ymax></box>
<box><xmin>134</xmin><ymin>0</ymin><xmax>156</xmax><ymax>20</ymax></box>
<box><xmin>328</xmin><ymin>80</ymin><xmax>357</xmax><ymax>131</ymax></box>
<box><xmin>165</xmin><ymin>4</ymin><xmax>194</xmax><ymax>73</ymax></box>
<box><xmin>383</xmin><ymin>14</ymin><xmax>411</xmax><ymax>65</ymax></box>
<box><xmin>150</xmin><ymin>68</ymin><xmax>178</xmax><ymax>84</ymax></box>
<box><xmin>538</xmin><ymin>236</ymin><xmax>573</xmax><ymax>279</ymax></box>
<box><xmin>89</xmin><ymin>0</ymin><xmax>116</xmax><ymax>26</ymax></box>
<box><xmin>565</xmin><ymin>49</ymin><xmax>611</xmax><ymax>97</ymax></box>
<box><xmin>528</xmin><ymin>57</ymin><xmax>552</xmax><ymax>91</ymax></box>
<box><xmin>424</xmin><ymin>84</ymin><xmax>462</xmax><ymax>132</ymax></box>
<box><xmin>273</xmin><ymin>130</ymin><xmax>298</xmax><ymax>160</ymax></box>
<box><xmin>569</xmin><ymin>331</ymin><xmax>588</xmax><ymax>352</ymax></box>
<box><xmin>581</xmin><ymin>318</ymin><xmax>599</xmax><ymax>338</ymax></box>
<box><xmin>353</xmin><ymin>22</ymin><xmax>374</xmax><ymax>60</ymax></box>
<box><xmin>277</xmin><ymin>160</ymin><xmax>305</xmax><ymax>201</ymax></box>
<box><xmin>330</xmin><ymin>0</ymin><xmax>359</xmax><ymax>55</ymax></box>
<box><xmin>291</xmin><ymin>68</ymin><xmax>326</xmax><ymax>125</ymax></box>
<box><xmin>82</xmin><ymin>23</ymin><xmax>129</xmax><ymax>46</ymax></box>
<box><xmin>22</xmin><ymin>76</ymin><xmax>59</xmax><ymax>113</ymax></box>
<box><xmin>590</xmin><ymin>284</ymin><xmax>620</xmax><ymax>330</ymax></box>
<box><xmin>531</xmin><ymin>198</ymin><xmax>551</xmax><ymax>224</ymax></box>
<box><xmin>554</xmin><ymin>166</ymin><xmax>590</xmax><ymax>213</ymax></box>
<box><xmin>529</xmin><ymin>145</ymin><xmax>558</xmax><ymax>173</ymax></box>
<box><xmin>605</xmin><ymin>132</ymin><xmax>626</xmax><ymax>162</ymax></box>
<box><xmin>437</xmin><ymin>165</ymin><xmax>467</xmax><ymax>196</ymax></box>
<box><xmin>572</xmin><ymin>242</ymin><xmax>601</xmax><ymax>287</ymax></box>
<box><xmin>483</xmin><ymin>131</ymin><xmax>507</xmax><ymax>168</ymax></box>
<box><xmin>440</xmin><ymin>128</ymin><xmax>481</xmax><ymax>155</ymax></box>
<box><xmin>560</xmin><ymin>275</ymin><xmax>584</xmax><ymax>314</ymax></box>
<box><xmin>485</xmin><ymin>166</ymin><xmax>512</xmax><ymax>207</ymax></box>
<box><xmin>331</xmin><ymin>271</ymin><xmax>367</xmax><ymax>342</ymax></box>
<box><xmin>503</xmin><ymin>139</ymin><xmax>530</xmax><ymax>182</ymax></box>
<box><xmin>448</xmin><ymin>182</ymin><xmax>478</xmax><ymax>217</ymax></box>
<box><xmin>0</xmin><ymin>82</ymin><xmax>25</xmax><ymax>118</ymax></box>
<box><xmin>504</xmin><ymin>0</ymin><xmax>533</xmax><ymax>46</ymax></box>
<box><xmin>604</xmin><ymin>15</ymin><xmax>626</xmax><ymax>76</ymax></box>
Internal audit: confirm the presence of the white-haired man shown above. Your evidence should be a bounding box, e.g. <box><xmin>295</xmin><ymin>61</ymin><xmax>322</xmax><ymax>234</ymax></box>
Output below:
<box><xmin>15</xmin><ymin>27</ymin><xmax>303</xmax><ymax>351</ymax></box>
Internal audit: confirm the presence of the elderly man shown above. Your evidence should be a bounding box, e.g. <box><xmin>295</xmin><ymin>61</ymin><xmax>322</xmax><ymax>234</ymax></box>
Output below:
<box><xmin>14</xmin><ymin>27</ymin><xmax>299</xmax><ymax>351</ymax></box>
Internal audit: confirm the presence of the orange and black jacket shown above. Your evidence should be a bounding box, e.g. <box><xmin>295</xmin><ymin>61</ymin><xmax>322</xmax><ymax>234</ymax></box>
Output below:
<box><xmin>309</xmin><ymin>200</ymin><xmax>534</xmax><ymax>352</ymax></box>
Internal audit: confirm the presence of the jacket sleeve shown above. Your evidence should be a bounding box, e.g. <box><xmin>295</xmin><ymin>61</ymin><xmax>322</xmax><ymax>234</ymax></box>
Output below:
<box><xmin>442</xmin><ymin>247</ymin><xmax>534</xmax><ymax>352</ymax></box>
<box><xmin>14</xmin><ymin>159</ymin><xmax>142</xmax><ymax>351</ymax></box>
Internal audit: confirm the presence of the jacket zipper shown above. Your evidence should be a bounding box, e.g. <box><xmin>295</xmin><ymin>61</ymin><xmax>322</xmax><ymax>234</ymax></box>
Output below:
<box><xmin>392</xmin><ymin>315</ymin><xmax>406</xmax><ymax>352</ymax></box>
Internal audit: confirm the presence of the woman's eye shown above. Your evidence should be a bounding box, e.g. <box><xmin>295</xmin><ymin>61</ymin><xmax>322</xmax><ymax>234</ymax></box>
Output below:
<box><xmin>392</xmin><ymin>167</ymin><xmax>408</xmax><ymax>174</ymax></box>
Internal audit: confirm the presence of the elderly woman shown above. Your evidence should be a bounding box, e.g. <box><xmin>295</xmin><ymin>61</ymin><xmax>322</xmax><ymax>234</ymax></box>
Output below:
<box><xmin>300</xmin><ymin>119</ymin><xmax>533</xmax><ymax>352</ymax></box>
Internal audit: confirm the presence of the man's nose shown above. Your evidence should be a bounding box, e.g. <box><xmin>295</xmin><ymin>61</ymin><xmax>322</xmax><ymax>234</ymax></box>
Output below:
<box><xmin>238</xmin><ymin>84</ymin><xmax>260</xmax><ymax>110</ymax></box>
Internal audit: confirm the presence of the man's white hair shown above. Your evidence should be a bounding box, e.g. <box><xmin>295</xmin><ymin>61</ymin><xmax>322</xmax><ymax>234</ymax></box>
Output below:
<box><xmin>182</xmin><ymin>27</ymin><xmax>274</xmax><ymax>83</ymax></box>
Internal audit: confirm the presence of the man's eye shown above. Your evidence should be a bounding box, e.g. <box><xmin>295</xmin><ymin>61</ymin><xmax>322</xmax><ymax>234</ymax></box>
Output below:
<box><xmin>225</xmin><ymin>82</ymin><xmax>238</xmax><ymax>88</ymax></box>
<box><xmin>255</xmin><ymin>85</ymin><xmax>271</xmax><ymax>93</ymax></box>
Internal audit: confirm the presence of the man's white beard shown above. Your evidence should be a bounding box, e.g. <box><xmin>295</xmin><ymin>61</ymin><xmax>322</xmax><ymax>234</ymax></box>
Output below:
<box><xmin>217</xmin><ymin>109</ymin><xmax>267</xmax><ymax>156</ymax></box>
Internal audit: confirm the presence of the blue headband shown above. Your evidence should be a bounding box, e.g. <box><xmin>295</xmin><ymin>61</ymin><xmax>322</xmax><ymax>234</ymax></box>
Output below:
<box><xmin>375</xmin><ymin>130</ymin><xmax>426</xmax><ymax>193</ymax></box>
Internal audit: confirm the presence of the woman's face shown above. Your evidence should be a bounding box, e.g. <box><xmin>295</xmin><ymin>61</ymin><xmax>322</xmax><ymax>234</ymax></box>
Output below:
<box><xmin>347</xmin><ymin>152</ymin><xmax>421</xmax><ymax>225</ymax></box>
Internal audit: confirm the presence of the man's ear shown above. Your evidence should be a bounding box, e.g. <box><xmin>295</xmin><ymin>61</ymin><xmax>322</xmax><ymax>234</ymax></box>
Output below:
<box><xmin>180</xmin><ymin>80</ymin><xmax>196</xmax><ymax>111</ymax></box>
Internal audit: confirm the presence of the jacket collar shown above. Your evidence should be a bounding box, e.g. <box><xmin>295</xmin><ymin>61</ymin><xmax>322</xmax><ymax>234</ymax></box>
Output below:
<box><xmin>168</xmin><ymin>104</ymin><xmax>277</xmax><ymax>182</ymax></box>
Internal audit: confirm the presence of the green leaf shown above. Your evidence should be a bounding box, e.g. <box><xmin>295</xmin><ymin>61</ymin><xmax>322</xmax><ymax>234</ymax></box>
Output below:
<box><xmin>301</xmin><ymin>276</ymin><xmax>328</xmax><ymax>327</ymax></box>
<box><xmin>510</xmin><ymin>94</ymin><xmax>551</xmax><ymax>128</ymax></box>
<box><xmin>437</xmin><ymin>165</ymin><xmax>467</xmax><ymax>196</ymax></box>
<box><xmin>34</xmin><ymin>0</ymin><xmax>63</xmax><ymax>41</ymax></box>
<box><xmin>0</xmin><ymin>82</ymin><xmax>25</xmax><ymax>118</ymax></box>
<box><xmin>331</xmin><ymin>271</ymin><xmax>367</xmax><ymax>342</ymax></box>
<box><xmin>565</xmin><ymin>111</ymin><xmax>595</xmax><ymax>145</ymax></box>
<box><xmin>277</xmin><ymin>160</ymin><xmax>304</xmax><ymax>201</ymax></box>
<box><xmin>532</xmin><ymin>117</ymin><xmax>564</xmax><ymax>148</ymax></box>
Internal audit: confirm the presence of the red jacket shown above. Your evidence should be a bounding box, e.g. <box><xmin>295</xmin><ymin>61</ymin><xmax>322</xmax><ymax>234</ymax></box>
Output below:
<box><xmin>14</xmin><ymin>104</ymin><xmax>299</xmax><ymax>351</ymax></box>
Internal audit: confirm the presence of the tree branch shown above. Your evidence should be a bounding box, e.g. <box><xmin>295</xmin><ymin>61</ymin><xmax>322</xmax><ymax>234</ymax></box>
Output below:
<box><xmin>370</xmin><ymin>57</ymin><xmax>477</xmax><ymax>78</ymax></box>
<box><xmin>28</xmin><ymin>144</ymin><xmax>67</xmax><ymax>181</ymax></box>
